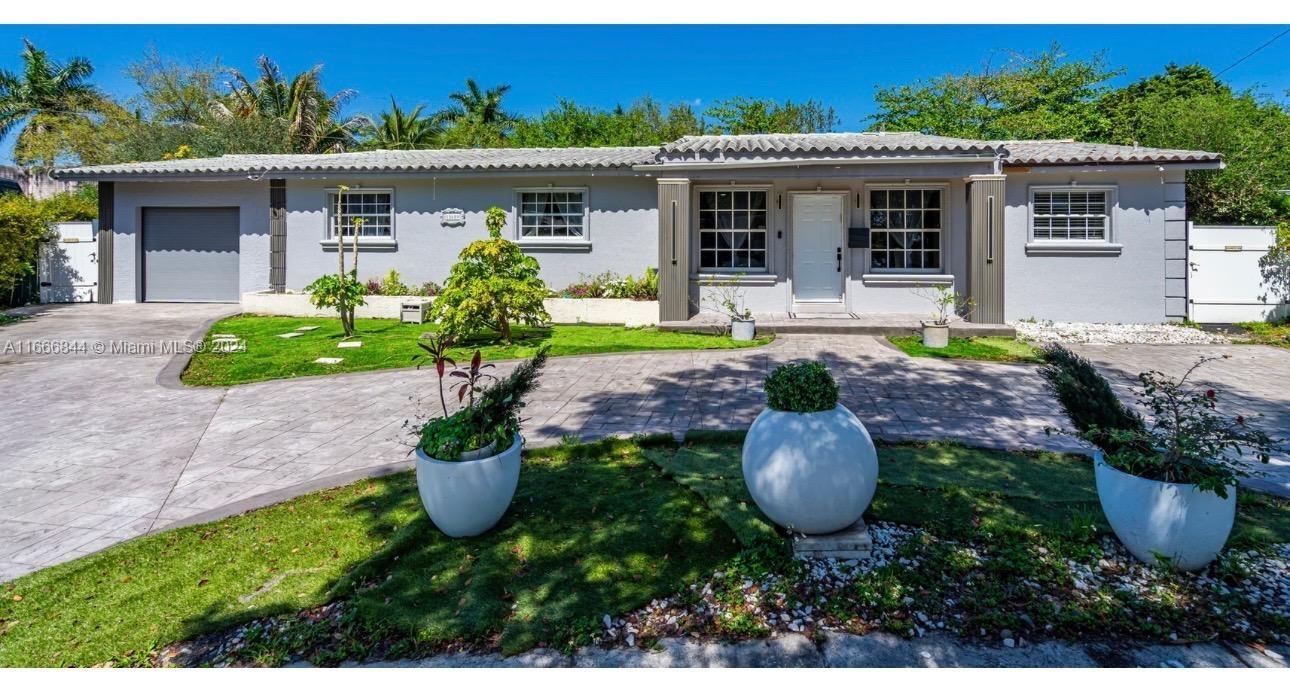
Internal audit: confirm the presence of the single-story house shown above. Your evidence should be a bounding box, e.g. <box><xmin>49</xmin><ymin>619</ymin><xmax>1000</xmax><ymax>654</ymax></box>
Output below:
<box><xmin>53</xmin><ymin>132</ymin><xmax>1221</xmax><ymax>324</ymax></box>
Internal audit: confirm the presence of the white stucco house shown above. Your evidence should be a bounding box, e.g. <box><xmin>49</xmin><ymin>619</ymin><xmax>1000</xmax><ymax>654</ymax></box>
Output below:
<box><xmin>52</xmin><ymin>132</ymin><xmax>1221</xmax><ymax>325</ymax></box>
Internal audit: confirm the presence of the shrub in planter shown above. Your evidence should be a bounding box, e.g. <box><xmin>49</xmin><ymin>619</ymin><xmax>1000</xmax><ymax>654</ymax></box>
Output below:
<box><xmin>1082</xmin><ymin>356</ymin><xmax>1279</xmax><ymax>570</ymax></box>
<box><xmin>1039</xmin><ymin>343</ymin><xmax>1144</xmax><ymax>450</ymax></box>
<box><xmin>742</xmin><ymin>361</ymin><xmax>878</xmax><ymax>534</ymax></box>
<box><xmin>411</xmin><ymin>342</ymin><xmax>550</xmax><ymax>537</ymax></box>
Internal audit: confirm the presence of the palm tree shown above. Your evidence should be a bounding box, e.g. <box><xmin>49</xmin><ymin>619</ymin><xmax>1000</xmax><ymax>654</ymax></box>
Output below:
<box><xmin>435</xmin><ymin>79</ymin><xmax>514</xmax><ymax>147</ymax></box>
<box><xmin>218</xmin><ymin>56</ymin><xmax>369</xmax><ymax>154</ymax></box>
<box><xmin>0</xmin><ymin>39</ymin><xmax>105</xmax><ymax>149</ymax></box>
<box><xmin>362</xmin><ymin>97</ymin><xmax>442</xmax><ymax>150</ymax></box>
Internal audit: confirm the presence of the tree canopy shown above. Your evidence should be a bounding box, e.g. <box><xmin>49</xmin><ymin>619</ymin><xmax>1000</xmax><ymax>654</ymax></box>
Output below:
<box><xmin>5</xmin><ymin>39</ymin><xmax>1288</xmax><ymax>224</ymax></box>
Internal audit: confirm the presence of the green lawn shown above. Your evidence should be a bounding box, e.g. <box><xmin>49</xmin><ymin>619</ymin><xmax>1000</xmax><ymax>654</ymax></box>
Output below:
<box><xmin>1234</xmin><ymin>319</ymin><xmax>1290</xmax><ymax>346</ymax></box>
<box><xmin>888</xmin><ymin>335</ymin><xmax>1041</xmax><ymax>363</ymax></box>
<box><xmin>651</xmin><ymin>433</ymin><xmax>1288</xmax><ymax>548</ymax></box>
<box><xmin>0</xmin><ymin>313</ymin><xmax>23</xmax><ymax>327</ymax></box>
<box><xmin>4</xmin><ymin>433</ymin><xmax>1287</xmax><ymax>666</ymax></box>
<box><xmin>0</xmin><ymin>438</ymin><xmax>739</xmax><ymax>667</ymax></box>
<box><xmin>183</xmin><ymin>315</ymin><xmax>768</xmax><ymax>386</ymax></box>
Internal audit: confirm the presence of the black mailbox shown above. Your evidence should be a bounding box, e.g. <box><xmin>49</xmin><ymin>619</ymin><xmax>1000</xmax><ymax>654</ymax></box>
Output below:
<box><xmin>847</xmin><ymin>227</ymin><xmax>871</xmax><ymax>249</ymax></box>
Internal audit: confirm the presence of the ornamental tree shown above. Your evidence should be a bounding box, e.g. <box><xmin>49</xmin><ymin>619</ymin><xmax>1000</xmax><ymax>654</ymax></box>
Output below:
<box><xmin>431</xmin><ymin>206</ymin><xmax>549</xmax><ymax>344</ymax></box>
<box><xmin>303</xmin><ymin>185</ymin><xmax>366</xmax><ymax>337</ymax></box>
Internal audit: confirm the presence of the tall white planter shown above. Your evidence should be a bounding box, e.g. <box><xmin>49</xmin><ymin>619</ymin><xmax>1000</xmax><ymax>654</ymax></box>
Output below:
<box><xmin>731</xmin><ymin>318</ymin><xmax>756</xmax><ymax>341</ymax></box>
<box><xmin>1093</xmin><ymin>452</ymin><xmax>1236</xmax><ymax>572</ymax></box>
<box><xmin>415</xmin><ymin>436</ymin><xmax>521</xmax><ymax>538</ymax></box>
<box><xmin>741</xmin><ymin>404</ymin><xmax>879</xmax><ymax>535</ymax></box>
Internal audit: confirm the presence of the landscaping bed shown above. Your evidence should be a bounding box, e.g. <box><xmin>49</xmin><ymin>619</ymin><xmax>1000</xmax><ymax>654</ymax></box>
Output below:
<box><xmin>1015</xmin><ymin>320</ymin><xmax>1228</xmax><ymax>345</ymax></box>
<box><xmin>182</xmin><ymin>315</ymin><xmax>768</xmax><ymax>386</ymax></box>
<box><xmin>1232</xmin><ymin>319</ymin><xmax>1290</xmax><ymax>346</ymax></box>
<box><xmin>888</xmin><ymin>335</ymin><xmax>1040</xmax><ymax>363</ymax></box>
<box><xmin>4</xmin><ymin>433</ymin><xmax>1286</xmax><ymax>667</ymax></box>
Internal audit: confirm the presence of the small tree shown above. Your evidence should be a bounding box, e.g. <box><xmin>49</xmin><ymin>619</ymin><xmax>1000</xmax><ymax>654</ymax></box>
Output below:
<box><xmin>303</xmin><ymin>185</ymin><xmax>366</xmax><ymax>337</ymax></box>
<box><xmin>1258</xmin><ymin>222</ymin><xmax>1290</xmax><ymax>307</ymax></box>
<box><xmin>431</xmin><ymin>206</ymin><xmax>549</xmax><ymax>344</ymax></box>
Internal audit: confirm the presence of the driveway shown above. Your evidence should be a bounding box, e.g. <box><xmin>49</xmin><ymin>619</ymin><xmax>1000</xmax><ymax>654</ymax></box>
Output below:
<box><xmin>2</xmin><ymin>304</ymin><xmax>1073</xmax><ymax>581</ymax></box>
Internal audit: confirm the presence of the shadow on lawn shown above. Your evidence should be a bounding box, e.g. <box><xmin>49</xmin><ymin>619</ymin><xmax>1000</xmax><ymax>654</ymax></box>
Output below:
<box><xmin>172</xmin><ymin>438</ymin><xmax>740</xmax><ymax>662</ymax></box>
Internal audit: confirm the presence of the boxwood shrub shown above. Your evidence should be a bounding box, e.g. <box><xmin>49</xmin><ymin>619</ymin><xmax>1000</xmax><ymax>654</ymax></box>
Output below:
<box><xmin>764</xmin><ymin>361</ymin><xmax>839</xmax><ymax>413</ymax></box>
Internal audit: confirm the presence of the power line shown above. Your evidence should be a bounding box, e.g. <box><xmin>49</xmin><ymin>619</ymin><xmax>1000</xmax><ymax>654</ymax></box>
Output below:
<box><xmin>1215</xmin><ymin>26</ymin><xmax>1290</xmax><ymax>78</ymax></box>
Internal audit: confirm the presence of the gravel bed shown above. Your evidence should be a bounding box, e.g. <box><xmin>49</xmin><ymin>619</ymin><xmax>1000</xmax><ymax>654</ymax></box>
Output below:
<box><xmin>1015</xmin><ymin>321</ymin><xmax>1229</xmax><ymax>345</ymax></box>
<box><xmin>156</xmin><ymin>524</ymin><xmax>1289</xmax><ymax>666</ymax></box>
<box><xmin>596</xmin><ymin>523</ymin><xmax>1289</xmax><ymax>651</ymax></box>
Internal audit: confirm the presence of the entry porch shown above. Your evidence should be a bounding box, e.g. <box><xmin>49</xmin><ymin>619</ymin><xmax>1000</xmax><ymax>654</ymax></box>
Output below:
<box><xmin>658</xmin><ymin>312</ymin><xmax>1016</xmax><ymax>338</ymax></box>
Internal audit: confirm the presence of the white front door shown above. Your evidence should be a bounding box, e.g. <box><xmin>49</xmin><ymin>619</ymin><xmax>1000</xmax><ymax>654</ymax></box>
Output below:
<box><xmin>791</xmin><ymin>194</ymin><xmax>844</xmax><ymax>302</ymax></box>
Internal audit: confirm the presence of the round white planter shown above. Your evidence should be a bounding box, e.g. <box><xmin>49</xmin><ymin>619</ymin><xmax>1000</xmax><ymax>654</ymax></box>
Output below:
<box><xmin>1093</xmin><ymin>452</ymin><xmax>1235</xmax><ymax>571</ymax></box>
<box><xmin>741</xmin><ymin>404</ymin><xmax>879</xmax><ymax>534</ymax></box>
<box><xmin>415</xmin><ymin>436</ymin><xmax>521</xmax><ymax>538</ymax></box>
<box><xmin>921</xmin><ymin>322</ymin><xmax>949</xmax><ymax>348</ymax></box>
<box><xmin>732</xmin><ymin>318</ymin><xmax>756</xmax><ymax>341</ymax></box>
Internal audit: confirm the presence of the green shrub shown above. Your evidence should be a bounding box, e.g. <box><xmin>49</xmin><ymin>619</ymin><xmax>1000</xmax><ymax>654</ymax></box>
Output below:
<box><xmin>1038</xmin><ymin>343</ymin><xmax>1143</xmax><ymax>449</ymax></box>
<box><xmin>430</xmin><ymin>206</ymin><xmax>550</xmax><ymax>344</ymax></box>
<box><xmin>764</xmin><ymin>361</ymin><xmax>838</xmax><ymax>413</ymax></box>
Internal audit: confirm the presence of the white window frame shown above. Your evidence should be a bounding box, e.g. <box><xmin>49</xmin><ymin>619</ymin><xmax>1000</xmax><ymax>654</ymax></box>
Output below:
<box><xmin>513</xmin><ymin>186</ymin><xmax>590</xmax><ymax>243</ymax></box>
<box><xmin>324</xmin><ymin>187</ymin><xmax>395</xmax><ymax>242</ymax></box>
<box><xmin>1027</xmin><ymin>185</ymin><xmax>1117</xmax><ymax>247</ymax></box>
<box><xmin>694</xmin><ymin>184</ymin><xmax>773</xmax><ymax>273</ymax></box>
<box><xmin>862</xmin><ymin>183</ymin><xmax>949</xmax><ymax>274</ymax></box>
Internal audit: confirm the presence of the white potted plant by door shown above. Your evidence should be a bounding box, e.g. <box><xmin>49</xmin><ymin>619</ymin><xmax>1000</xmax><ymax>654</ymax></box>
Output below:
<box><xmin>1082</xmin><ymin>356</ymin><xmax>1278</xmax><ymax>571</ymax></box>
<box><xmin>742</xmin><ymin>361</ymin><xmax>879</xmax><ymax>534</ymax></box>
<box><xmin>913</xmin><ymin>285</ymin><xmax>973</xmax><ymax>349</ymax></box>
<box><xmin>410</xmin><ymin>334</ymin><xmax>550</xmax><ymax>537</ymax></box>
<box><xmin>705</xmin><ymin>274</ymin><xmax>755</xmax><ymax>340</ymax></box>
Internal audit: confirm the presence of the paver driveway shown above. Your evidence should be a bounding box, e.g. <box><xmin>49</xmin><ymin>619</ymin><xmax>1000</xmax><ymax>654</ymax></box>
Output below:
<box><xmin>3</xmin><ymin>304</ymin><xmax>1078</xmax><ymax>580</ymax></box>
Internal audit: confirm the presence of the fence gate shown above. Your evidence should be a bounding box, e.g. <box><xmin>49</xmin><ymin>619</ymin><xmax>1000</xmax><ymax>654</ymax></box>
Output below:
<box><xmin>1187</xmin><ymin>224</ymin><xmax>1286</xmax><ymax>323</ymax></box>
<box><xmin>38</xmin><ymin>221</ymin><xmax>99</xmax><ymax>303</ymax></box>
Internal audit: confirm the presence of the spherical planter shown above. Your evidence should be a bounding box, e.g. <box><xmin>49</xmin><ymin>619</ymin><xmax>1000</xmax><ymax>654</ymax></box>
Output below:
<box><xmin>921</xmin><ymin>321</ymin><xmax>949</xmax><ymax>348</ymax></box>
<box><xmin>1093</xmin><ymin>451</ymin><xmax>1235</xmax><ymax>571</ymax></box>
<box><xmin>742</xmin><ymin>404</ymin><xmax>879</xmax><ymax>534</ymax></box>
<box><xmin>732</xmin><ymin>318</ymin><xmax>756</xmax><ymax>341</ymax></box>
<box><xmin>415</xmin><ymin>436</ymin><xmax>521</xmax><ymax>538</ymax></box>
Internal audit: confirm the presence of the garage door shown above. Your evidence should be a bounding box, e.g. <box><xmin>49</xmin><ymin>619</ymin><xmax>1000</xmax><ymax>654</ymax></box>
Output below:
<box><xmin>142</xmin><ymin>207</ymin><xmax>240</xmax><ymax>302</ymax></box>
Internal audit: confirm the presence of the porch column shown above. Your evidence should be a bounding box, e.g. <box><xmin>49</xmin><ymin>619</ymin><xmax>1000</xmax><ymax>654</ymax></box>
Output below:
<box><xmin>965</xmin><ymin>174</ymin><xmax>1006</xmax><ymax>323</ymax></box>
<box><xmin>96</xmin><ymin>181</ymin><xmax>114</xmax><ymax>304</ymax></box>
<box><xmin>269</xmin><ymin>179</ymin><xmax>287</xmax><ymax>293</ymax></box>
<box><xmin>657</xmin><ymin>178</ymin><xmax>691</xmax><ymax>321</ymax></box>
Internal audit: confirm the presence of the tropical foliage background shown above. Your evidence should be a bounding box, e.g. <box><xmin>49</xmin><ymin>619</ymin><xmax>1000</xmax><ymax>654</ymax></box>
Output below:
<box><xmin>1</xmin><ymin>40</ymin><xmax>1288</xmax><ymax>223</ymax></box>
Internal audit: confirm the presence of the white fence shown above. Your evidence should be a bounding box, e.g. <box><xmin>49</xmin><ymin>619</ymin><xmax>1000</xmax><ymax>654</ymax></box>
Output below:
<box><xmin>1187</xmin><ymin>224</ymin><xmax>1287</xmax><ymax>323</ymax></box>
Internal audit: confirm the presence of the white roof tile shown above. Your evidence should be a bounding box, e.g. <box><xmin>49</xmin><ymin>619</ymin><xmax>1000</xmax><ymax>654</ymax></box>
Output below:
<box><xmin>52</xmin><ymin>133</ymin><xmax>1220</xmax><ymax>180</ymax></box>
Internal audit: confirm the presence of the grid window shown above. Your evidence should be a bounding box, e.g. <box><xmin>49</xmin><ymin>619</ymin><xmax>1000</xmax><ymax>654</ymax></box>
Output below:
<box><xmin>868</xmin><ymin>188</ymin><xmax>942</xmax><ymax>271</ymax></box>
<box><xmin>327</xmin><ymin>191</ymin><xmax>393</xmax><ymax>238</ymax></box>
<box><xmin>519</xmin><ymin>190</ymin><xmax>585</xmax><ymax>238</ymax></box>
<box><xmin>698</xmin><ymin>189</ymin><xmax>768</xmax><ymax>270</ymax></box>
<box><xmin>1032</xmin><ymin>189</ymin><xmax>1110</xmax><ymax>241</ymax></box>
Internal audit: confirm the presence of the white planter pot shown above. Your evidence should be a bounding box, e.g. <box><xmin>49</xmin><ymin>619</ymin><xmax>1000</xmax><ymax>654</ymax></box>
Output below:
<box><xmin>415</xmin><ymin>436</ymin><xmax>521</xmax><ymax>538</ymax></box>
<box><xmin>731</xmin><ymin>318</ymin><xmax>756</xmax><ymax>341</ymax></box>
<box><xmin>921</xmin><ymin>322</ymin><xmax>949</xmax><ymax>348</ymax></box>
<box><xmin>741</xmin><ymin>404</ymin><xmax>879</xmax><ymax>535</ymax></box>
<box><xmin>1093</xmin><ymin>452</ymin><xmax>1235</xmax><ymax>571</ymax></box>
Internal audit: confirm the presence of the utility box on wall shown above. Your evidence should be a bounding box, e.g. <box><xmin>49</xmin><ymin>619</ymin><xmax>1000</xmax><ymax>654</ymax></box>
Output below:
<box><xmin>401</xmin><ymin>300</ymin><xmax>430</xmax><ymax>324</ymax></box>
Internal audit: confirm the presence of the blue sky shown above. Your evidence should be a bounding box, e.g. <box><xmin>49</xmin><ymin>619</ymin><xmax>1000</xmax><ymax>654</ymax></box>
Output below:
<box><xmin>2</xmin><ymin>24</ymin><xmax>1288</xmax><ymax>164</ymax></box>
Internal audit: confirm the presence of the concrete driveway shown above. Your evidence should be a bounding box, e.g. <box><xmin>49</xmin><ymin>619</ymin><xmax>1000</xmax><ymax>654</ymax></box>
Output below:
<box><xmin>0</xmin><ymin>303</ymin><xmax>1086</xmax><ymax>581</ymax></box>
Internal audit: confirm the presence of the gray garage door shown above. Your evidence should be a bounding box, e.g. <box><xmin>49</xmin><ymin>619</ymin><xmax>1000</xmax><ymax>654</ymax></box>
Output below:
<box><xmin>142</xmin><ymin>207</ymin><xmax>240</xmax><ymax>302</ymax></box>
